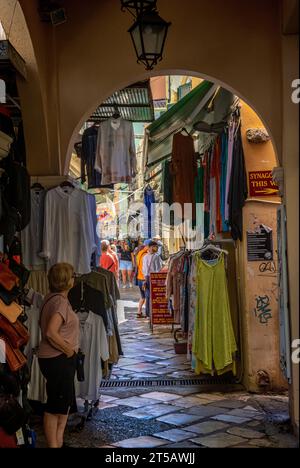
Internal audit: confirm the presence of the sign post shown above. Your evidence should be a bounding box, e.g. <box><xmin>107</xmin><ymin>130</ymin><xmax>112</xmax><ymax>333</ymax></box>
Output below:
<box><xmin>249</xmin><ymin>171</ymin><xmax>279</xmax><ymax>197</ymax></box>
<box><xmin>150</xmin><ymin>272</ymin><xmax>173</xmax><ymax>332</ymax></box>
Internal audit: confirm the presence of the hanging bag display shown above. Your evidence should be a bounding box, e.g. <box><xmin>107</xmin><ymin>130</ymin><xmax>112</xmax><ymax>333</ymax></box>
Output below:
<box><xmin>0</xmin><ymin>335</ymin><xmax>27</xmax><ymax>373</ymax></box>
<box><xmin>0</xmin><ymin>130</ymin><xmax>13</xmax><ymax>160</ymax></box>
<box><xmin>0</xmin><ymin>259</ymin><xmax>30</xmax><ymax>306</ymax></box>
<box><xmin>7</xmin><ymin>258</ymin><xmax>30</xmax><ymax>290</ymax></box>
<box><xmin>0</xmin><ymin>395</ymin><xmax>27</xmax><ymax>436</ymax></box>
<box><xmin>0</xmin><ymin>299</ymin><xmax>22</xmax><ymax>323</ymax></box>
<box><xmin>0</xmin><ymin>263</ymin><xmax>20</xmax><ymax>291</ymax></box>
<box><xmin>0</xmin><ymin>315</ymin><xmax>29</xmax><ymax>349</ymax></box>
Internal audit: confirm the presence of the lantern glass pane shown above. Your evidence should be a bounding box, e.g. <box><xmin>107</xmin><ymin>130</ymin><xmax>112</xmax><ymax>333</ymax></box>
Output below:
<box><xmin>141</xmin><ymin>21</ymin><xmax>165</xmax><ymax>56</ymax></box>
<box><xmin>131</xmin><ymin>23</ymin><xmax>143</xmax><ymax>57</ymax></box>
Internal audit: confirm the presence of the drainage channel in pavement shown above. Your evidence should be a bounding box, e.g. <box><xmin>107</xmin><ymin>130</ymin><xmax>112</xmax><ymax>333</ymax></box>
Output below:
<box><xmin>100</xmin><ymin>377</ymin><xmax>240</xmax><ymax>388</ymax></box>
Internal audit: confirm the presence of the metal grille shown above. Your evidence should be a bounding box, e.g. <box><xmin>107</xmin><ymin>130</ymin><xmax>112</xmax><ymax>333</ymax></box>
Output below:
<box><xmin>88</xmin><ymin>80</ymin><xmax>155</xmax><ymax>123</ymax></box>
<box><xmin>100</xmin><ymin>377</ymin><xmax>237</xmax><ymax>389</ymax></box>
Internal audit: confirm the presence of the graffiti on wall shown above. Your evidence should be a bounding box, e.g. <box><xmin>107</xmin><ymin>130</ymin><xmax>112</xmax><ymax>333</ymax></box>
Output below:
<box><xmin>259</xmin><ymin>261</ymin><xmax>277</xmax><ymax>275</ymax></box>
<box><xmin>254</xmin><ymin>295</ymin><xmax>273</xmax><ymax>325</ymax></box>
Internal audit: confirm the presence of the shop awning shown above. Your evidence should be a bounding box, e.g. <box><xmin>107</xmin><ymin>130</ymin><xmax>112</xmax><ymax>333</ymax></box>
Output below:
<box><xmin>145</xmin><ymin>80</ymin><xmax>234</xmax><ymax>169</ymax></box>
<box><xmin>88</xmin><ymin>80</ymin><xmax>155</xmax><ymax>123</ymax></box>
<box><xmin>144</xmin><ymin>80</ymin><xmax>216</xmax><ymax>168</ymax></box>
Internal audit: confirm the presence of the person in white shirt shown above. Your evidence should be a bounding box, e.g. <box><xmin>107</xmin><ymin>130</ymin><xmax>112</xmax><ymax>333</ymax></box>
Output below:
<box><xmin>142</xmin><ymin>241</ymin><xmax>163</xmax><ymax>318</ymax></box>
<box><xmin>153</xmin><ymin>236</ymin><xmax>163</xmax><ymax>259</ymax></box>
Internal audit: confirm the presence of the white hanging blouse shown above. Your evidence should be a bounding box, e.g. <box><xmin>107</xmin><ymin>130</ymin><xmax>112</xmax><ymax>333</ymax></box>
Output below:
<box><xmin>94</xmin><ymin>118</ymin><xmax>137</xmax><ymax>185</ymax></box>
<box><xmin>76</xmin><ymin>311</ymin><xmax>109</xmax><ymax>401</ymax></box>
<box><xmin>40</xmin><ymin>187</ymin><xmax>96</xmax><ymax>274</ymax></box>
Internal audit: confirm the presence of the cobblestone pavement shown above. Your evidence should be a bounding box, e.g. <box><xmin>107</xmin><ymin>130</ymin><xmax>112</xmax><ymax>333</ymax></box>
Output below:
<box><xmin>33</xmin><ymin>288</ymin><xmax>298</xmax><ymax>449</ymax></box>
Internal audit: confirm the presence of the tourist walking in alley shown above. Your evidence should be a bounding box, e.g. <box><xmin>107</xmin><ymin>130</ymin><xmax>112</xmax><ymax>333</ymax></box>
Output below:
<box><xmin>100</xmin><ymin>240</ymin><xmax>118</xmax><ymax>280</ymax></box>
<box><xmin>142</xmin><ymin>241</ymin><xmax>164</xmax><ymax>319</ymax></box>
<box><xmin>119</xmin><ymin>241</ymin><xmax>134</xmax><ymax>289</ymax></box>
<box><xmin>135</xmin><ymin>239</ymin><xmax>152</xmax><ymax>318</ymax></box>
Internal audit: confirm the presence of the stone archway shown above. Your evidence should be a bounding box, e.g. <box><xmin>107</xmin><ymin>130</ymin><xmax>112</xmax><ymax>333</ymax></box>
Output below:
<box><xmin>65</xmin><ymin>69</ymin><xmax>281</xmax><ymax>175</ymax></box>
<box><xmin>0</xmin><ymin>0</ymin><xmax>56</xmax><ymax>175</ymax></box>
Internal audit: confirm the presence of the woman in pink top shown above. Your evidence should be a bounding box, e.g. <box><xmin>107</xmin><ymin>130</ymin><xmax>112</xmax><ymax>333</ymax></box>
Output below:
<box><xmin>38</xmin><ymin>263</ymin><xmax>79</xmax><ymax>449</ymax></box>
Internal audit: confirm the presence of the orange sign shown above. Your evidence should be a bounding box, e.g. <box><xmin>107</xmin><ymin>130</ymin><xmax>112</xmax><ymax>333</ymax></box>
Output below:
<box><xmin>150</xmin><ymin>272</ymin><xmax>173</xmax><ymax>326</ymax></box>
<box><xmin>249</xmin><ymin>171</ymin><xmax>279</xmax><ymax>197</ymax></box>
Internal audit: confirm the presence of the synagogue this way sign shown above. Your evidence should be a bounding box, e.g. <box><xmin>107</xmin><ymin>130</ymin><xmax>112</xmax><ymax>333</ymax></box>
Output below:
<box><xmin>249</xmin><ymin>171</ymin><xmax>279</xmax><ymax>197</ymax></box>
<box><xmin>150</xmin><ymin>272</ymin><xmax>173</xmax><ymax>328</ymax></box>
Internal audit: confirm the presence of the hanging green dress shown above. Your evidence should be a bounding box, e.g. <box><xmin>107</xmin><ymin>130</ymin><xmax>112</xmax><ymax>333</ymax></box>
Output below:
<box><xmin>193</xmin><ymin>253</ymin><xmax>237</xmax><ymax>376</ymax></box>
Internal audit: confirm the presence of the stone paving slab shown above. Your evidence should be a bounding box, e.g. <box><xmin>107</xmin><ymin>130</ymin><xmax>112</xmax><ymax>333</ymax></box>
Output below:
<box><xmin>140</xmin><ymin>392</ymin><xmax>182</xmax><ymax>402</ymax></box>
<box><xmin>99</xmin><ymin>396</ymin><xmax>119</xmax><ymax>403</ymax></box>
<box><xmin>117</xmin><ymin>358</ymin><xmax>142</xmax><ymax>367</ymax></box>
<box><xmin>157</xmin><ymin>413</ymin><xmax>203</xmax><ymax>426</ymax></box>
<box><xmin>114</xmin><ymin>436</ymin><xmax>167</xmax><ymax>448</ymax></box>
<box><xmin>269</xmin><ymin>434</ymin><xmax>299</xmax><ymax>448</ymax></box>
<box><xmin>185</xmin><ymin>406</ymin><xmax>230</xmax><ymax>418</ymax></box>
<box><xmin>208</xmin><ymin>400</ymin><xmax>246</xmax><ymax>409</ymax></box>
<box><xmin>183</xmin><ymin>421</ymin><xmax>229</xmax><ymax>435</ymax></box>
<box><xmin>195</xmin><ymin>393</ymin><xmax>230</xmax><ymax>401</ymax></box>
<box><xmin>164</xmin><ymin>441</ymin><xmax>204</xmax><ymax>448</ymax></box>
<box><xmin>191</xmin><ymin>433</ymin><xmax>246</xmax><ymax>448</ymax></box>
<box><xmin>248</xmin><ymin>439</ymin><xmax>273</xmax><ymax>448</ymax></box>
<box><xmin>113</xmin><ymin>396</ymin><xmax>160</xmax><ymax>408</ymax></box>
<box><xmin>227</xmin><ymin>409</ymin><xmax>265</xmax><ymax>420</ymax></box>
<box><xmin>121</xmin><ymin>363</ymin><xmax>160</xmax><ymax>372</ymax></box>
<box><xmin>169</xmin><ymin>396</ymin><xmax>210</xmax><ymax>408</ymax></box>
<box><xmin>153</xmin><ymin>429</ymin><xmax>195</xmax><ymax>442</ymax></box>
<box><xmin>131</xmin><ymin>373</ymin><xmax>161</xmax><ymax>379</ymax></box>
<box><xmin>169</xmin><ymin>371</ymin><xmax>198</xmax><ymax>378</ymax></box>
<box><xmin>247</xmin><ymin>421</ymin><xmax>263</xmax><ymax>428</ymax></box>
<box><xmin>147</xmin><ymin>368</ymin><xmax>181</xmax><ymax>376</ymax></box>
<box><xmin>227</xmin><ymin>427</ymin><xmax>265</xmax><ymax>439</ymax></box>
<box><xmin>212</xmin><ymin>414</ymin><xmax>251</xmax><ymax>424</ymax></box>
<box><xmin>124</xmin><ymin>404</ymin><xmax>180</xmax><ymax>420</ymax></box>
<box><xmin>192</xmin><ymin>397</ymin><xmax>214</xmax><ymax>405</ymax></box>
<box><xmin>97</xmin><ymin>402</ymin><xmax>119</xmax><ymax>411</ymax></box>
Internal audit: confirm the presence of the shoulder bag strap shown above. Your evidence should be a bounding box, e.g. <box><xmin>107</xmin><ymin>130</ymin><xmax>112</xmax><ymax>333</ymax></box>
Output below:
<box><xmin>39</xmin><ymin>294</ymin><xmax>65</xmax><ymax>326</ymax></box>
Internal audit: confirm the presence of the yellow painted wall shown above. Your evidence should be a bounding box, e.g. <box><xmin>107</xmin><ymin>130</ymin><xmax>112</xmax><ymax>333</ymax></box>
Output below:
<box><xmin>0</xmin><ymin>0</ymin><xmax>298</xmax><ymax>430</ymax></box>
<box><xmin>1</xmin><ymin>0</ymin><xmax>283</xmax><ymax>175</ymax></box>
<box><xmin>239</xmin><ymin>102</ymin><xmax>287</xmax><ymax>392</ymax></box>
<box><xmin>281</xmin><ymin>33</ymin><xmax>299</xmax><ymax>434</ymax></box>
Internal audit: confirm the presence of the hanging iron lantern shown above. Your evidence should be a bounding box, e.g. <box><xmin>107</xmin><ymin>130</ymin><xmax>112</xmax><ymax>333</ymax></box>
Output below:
<box><xmin>128</xmin><ymin>9</ymin><xmax>171</xmax><ymax>70</ymax></box>
<box><xmin>120</xmin><ymin>0</ymin><xmax>157</xmax><ymax>17</ymax></box>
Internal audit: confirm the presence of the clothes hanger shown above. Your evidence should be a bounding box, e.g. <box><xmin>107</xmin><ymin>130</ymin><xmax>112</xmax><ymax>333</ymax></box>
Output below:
<box><xmin>112</xmin><ymin>105</ymin><xmax>121</xmax><ymax>119</ymax></box>
<box><xmin>200</xmin><ymin>244</ymin><xmax>228</xmax><ymax>256</ymax></box>
<box><xmin>60</xmin><ymin>180</ymin><xmax>75</xmax><ymax>189</ymax></box>
<box><xmin>180</xmin><ymin>127</ymin><xmax>191</xmax><ymax>136</ymax></box>
<box><xmin>31</xmin><ymin>182</ymin><xmax>44</xmax><ymax>191</ymax></box>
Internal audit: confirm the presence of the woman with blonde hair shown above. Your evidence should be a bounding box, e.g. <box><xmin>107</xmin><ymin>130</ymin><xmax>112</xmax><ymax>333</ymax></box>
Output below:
<box><xmin>38</xmin><ymin>263</ymin><xmax>79</xmax><ymax>448</ymax></box>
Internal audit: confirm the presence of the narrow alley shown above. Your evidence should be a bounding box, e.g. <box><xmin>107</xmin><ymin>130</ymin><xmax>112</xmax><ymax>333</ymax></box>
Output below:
<box><xmin>33</xmin><ymin>289</ymin><xmax>297</xmax><ymax>449</ymax></box>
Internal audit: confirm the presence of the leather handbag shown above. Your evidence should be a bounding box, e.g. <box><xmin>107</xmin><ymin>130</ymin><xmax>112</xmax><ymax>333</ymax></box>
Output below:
<box><xmin>0</xmin><ymin>130</ymin><xmax>13</xmax><ymax>160</ymax></box>
<box><xmin>0</xmin><ymin>315</ymin><xmax>28</xmax><ymax>349</ymax></box>
<box><xmin>8</xmin><ymin>258</ymin><xmax>30</xmax><ymax>290</ymax></box>
<box><xmin>0</xmin><ymin>394</ymin><xmax>27</xmax><ymax>436</ymax></box>
<box><xmin>0</xmin><ymin>263</ymin><xmax>20</xmax><ymax>291</ymax></box>
<box><xmin>0</xmin><ymin>335</ymin><xmax>27</xmax><ymax>373</ymax></box>
<box><xmin>11</xmin><ymin>319</ymin><xmax>29</xmax><ymax>347</ymax></box>
<box><xmin>0</xmin><ymin>298</ymin><xmax>22</xmax><ymax>323</ymax></box>
<box><xmin>0</xmin><ymin>286</ymin><xmax>21</xmax><ymax>306</ymax></box>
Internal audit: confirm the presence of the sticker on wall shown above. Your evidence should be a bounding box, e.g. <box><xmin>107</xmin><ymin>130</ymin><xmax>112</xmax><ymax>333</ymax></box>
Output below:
<box><xmin>247</xmin><ymin>224</ymin><xmax>273</xmax><ymax>262</ymax></box>
<box><xmin>249</xmin><ymin>171</ymin><xmax>279</xmax><ymax>197</ymax></box>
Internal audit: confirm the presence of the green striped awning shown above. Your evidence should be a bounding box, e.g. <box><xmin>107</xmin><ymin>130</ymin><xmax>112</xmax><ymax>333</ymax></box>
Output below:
<box><xmin>145</xmin><ymin>80</ymin><xmax>218</xmax><ymax>168</ymax></box>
